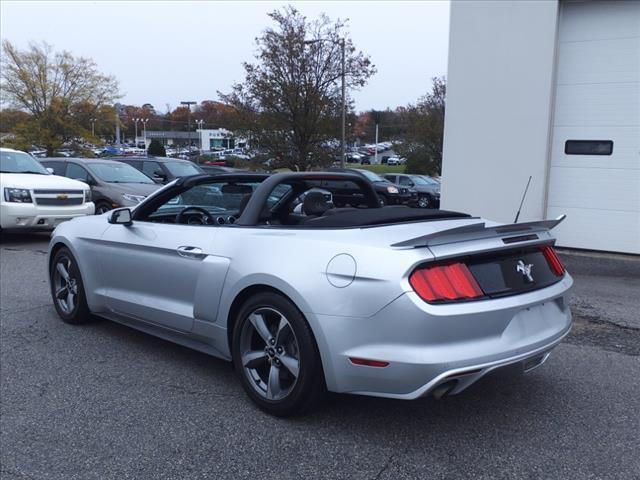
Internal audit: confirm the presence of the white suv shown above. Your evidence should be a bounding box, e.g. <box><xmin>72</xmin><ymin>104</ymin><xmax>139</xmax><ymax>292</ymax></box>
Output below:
<box><xmin>0</xmin><ymin>147</ymin><xmax>94</xmax><ymax>231</ymax></box>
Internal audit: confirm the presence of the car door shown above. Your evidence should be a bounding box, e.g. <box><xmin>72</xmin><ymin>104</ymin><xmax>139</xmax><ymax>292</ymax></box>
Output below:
<box><xmin>398</xmin><ymin>176</ymin><xmax>413</xmax><ymax>188</ymax></box>
<box><xmin>98</xmin><ymin>182</ymin><xmax>232</xmax><ymax>332</ymax></box>
<box><xmin>41</xmin><ymin>160</ymin><xmax>66</xmax><ymax>176</ymax></box>
<box><xmin>66</xmin><ymin>163</ymin><xmax>90</xmax><ymax>183</ymax></box>
<box><xmin>99</xmin><ymin>220</ymin><xmax>218</xmax><ymax>332</ymax></box>
<box><xmin>142</xmin><ymin>160</ymin><xmax>167</xmax><ymax>183</ymax></box>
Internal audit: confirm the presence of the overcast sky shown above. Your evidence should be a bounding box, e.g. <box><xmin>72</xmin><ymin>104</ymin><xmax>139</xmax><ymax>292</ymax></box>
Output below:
<box><xmin>0</xmin><ymin>0</ymin><xmax>450</xmax><ymax>112</ymax></box>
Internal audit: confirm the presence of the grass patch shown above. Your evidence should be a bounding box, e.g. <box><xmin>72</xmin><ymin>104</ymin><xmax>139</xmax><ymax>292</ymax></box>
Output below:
<box><xmin>356</xmin><ymin>164</ymin><xmax>406</xmax><ymax>174</ymax></box>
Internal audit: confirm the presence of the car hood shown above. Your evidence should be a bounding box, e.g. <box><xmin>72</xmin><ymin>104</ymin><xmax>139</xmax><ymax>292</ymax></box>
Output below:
<box><xmin>104</xmin><ymin>182</ymin><xmax>162</xmax><ymax>196</ymax></box>
<box><xmin>0</xmin><ymin>173</ymin><xmax>88</xmax><ymax>190</ymax></box>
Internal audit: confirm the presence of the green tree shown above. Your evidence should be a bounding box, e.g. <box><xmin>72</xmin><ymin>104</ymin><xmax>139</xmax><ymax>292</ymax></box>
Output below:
<box><xmin>397</xmin><ymin>77</ymin><xmax>446</xmax><ymax>175</ymax></box>
<box><xmin>147</xmin><ymin>139</ymin><xmax>166</xmax><ymax>157</ymax></box>
<box><xmin>0</xmin><ymin>41</ymin><xmax>120</xmax><ymax>156</ymax></box>
<box><xmin>0</xmin><ymin>109</ymin><xmax>30</xmax><ymax>133</ymax></box>
<box><xmin>220</xmin><ymin>6</ymin><xmax>376</xmax><ymax>171</ymax></box>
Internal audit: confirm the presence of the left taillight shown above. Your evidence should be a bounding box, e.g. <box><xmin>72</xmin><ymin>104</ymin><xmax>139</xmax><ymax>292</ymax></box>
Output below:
<box><xmin>409</xmin><ymin>262</ymin><xmax>484</xmax><ymax>303</ymax></box>
<box><xmin>541</xmin><ymin>246</ymin><xmax>565</xmax><ymax>276</ymax></box>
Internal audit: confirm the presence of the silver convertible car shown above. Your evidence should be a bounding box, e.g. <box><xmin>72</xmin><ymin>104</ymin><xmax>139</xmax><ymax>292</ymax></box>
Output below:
<box><xmin>48</xmin><ymin>172</ymin><xmax>572</xmax><ymax>416</ymax></box>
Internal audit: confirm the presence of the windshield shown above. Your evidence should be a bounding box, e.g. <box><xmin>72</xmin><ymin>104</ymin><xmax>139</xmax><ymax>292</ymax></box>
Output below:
<box><xmin>0</xmin><ymin>151</ymin><xmax>49</xmax><ymax>175</ymax></box>
<box><xmin>164</xmin><ymin>161</ymin><xmax>202</xmax><ymax>177</ymax></box>
<box><xmin>148</xmin><ymin>181</ymin><xmax>263</xmax><ymax>220</ymax></box>
<box><xmin>413</xmin><ymin>175</ymin><xmax>439</xmax><ymax>185</ymax></box>
<box><xmin>410</xmin><ymin>176</ymin><xmax>431</xmax><ymax>185</ymax></box>
<box><xmin>88</xmin><ymin>162</ymin><xmax>155</xmax><ymax>184</ymax></box>
<box><xmin>356</xmin><ymin>169</ymin><xmax>384</xmax><ymax>182</ymax></box>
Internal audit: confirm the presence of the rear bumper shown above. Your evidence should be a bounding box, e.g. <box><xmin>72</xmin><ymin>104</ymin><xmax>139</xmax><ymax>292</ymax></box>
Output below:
<box><xmin>0</xmin><ymin>202</ymin><xmax>95</xmax><ymax>230</ymax></box>
<box><xmin>313</xmin><ymin>273</ymin><xmax>573</xmax><ymax>398</ymax></box>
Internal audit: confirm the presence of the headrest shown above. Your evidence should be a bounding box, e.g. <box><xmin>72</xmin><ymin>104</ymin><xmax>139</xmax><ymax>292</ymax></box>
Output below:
<box><xmin>303</xmin><ymin>191</ymin><xmax>331</xmax><ymax>216</ymax></box>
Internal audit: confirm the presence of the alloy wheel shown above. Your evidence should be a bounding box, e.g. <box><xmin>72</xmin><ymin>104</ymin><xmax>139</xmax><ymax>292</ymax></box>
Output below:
<box><xmin>53</xmin><ymin>256</ymin><xmax>78</xmax><ymax>315</ymax></box>
<box><xmin>239</xmin><ymin>307</ymin><xmax>300</xmax><ymax>401</ymax></box>
<box><xmin>418</xmin><ymin>196</ymin><xmax>429</xmax><ymax>208</ymax></box>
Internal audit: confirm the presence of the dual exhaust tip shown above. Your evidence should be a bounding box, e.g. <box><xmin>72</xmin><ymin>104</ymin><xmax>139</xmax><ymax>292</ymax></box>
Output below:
<box><xmin>430</xmin><ymin>353</ymin><xmax>549</xmax><ymax>399</ymax></box>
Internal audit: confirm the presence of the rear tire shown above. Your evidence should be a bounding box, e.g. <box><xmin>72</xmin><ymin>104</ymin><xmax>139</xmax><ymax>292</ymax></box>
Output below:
<box><xmin>232</xmin><ymin>292</ymin><xmax>325</xmax><ymax>417</ymax></box>
<box><xmin>50</xmin><ymin>247</ymin><xmax>91</xmax><ymax>324</ymax></box>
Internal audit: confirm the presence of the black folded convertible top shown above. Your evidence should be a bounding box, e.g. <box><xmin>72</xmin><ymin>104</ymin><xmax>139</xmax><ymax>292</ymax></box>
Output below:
<box><xmin>301</xmin><ymin>206</ymin><xmax>471</xmax><ymax>228</ymax></box>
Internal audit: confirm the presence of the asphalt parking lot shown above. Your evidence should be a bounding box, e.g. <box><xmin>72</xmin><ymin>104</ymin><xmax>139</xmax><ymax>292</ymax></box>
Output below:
<box><xmin>1</xmin><ymin>233</ymin><xmax>639</xmax><ymax>480</ymax></box>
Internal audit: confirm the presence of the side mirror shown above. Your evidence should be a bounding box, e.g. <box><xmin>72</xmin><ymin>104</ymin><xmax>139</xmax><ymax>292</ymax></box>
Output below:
<box><xmin>108</xmin><ymin>208</ymin><xmax>132</xmax><ymax>225</ymax></box>
<box><xmin>46</xmin><ymin>167</ymin><xmax>55</xmax><ymax>174</ymax></box>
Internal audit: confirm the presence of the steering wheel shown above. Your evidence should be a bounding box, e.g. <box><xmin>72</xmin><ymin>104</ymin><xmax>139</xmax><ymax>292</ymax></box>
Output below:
<box><xmin>176</xmin><ymin>206</ymin><xmax>214</xmax><ymax>225</ymax></box>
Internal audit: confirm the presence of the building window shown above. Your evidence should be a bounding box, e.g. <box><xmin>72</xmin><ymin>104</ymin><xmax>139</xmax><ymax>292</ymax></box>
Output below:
<box><xmin>564</xmin><ymin>140</ymin><xmax>613</xmax><ymax>155</ymax></box>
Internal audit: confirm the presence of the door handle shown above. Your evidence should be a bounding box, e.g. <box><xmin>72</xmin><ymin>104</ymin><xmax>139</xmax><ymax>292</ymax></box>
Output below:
<box><xmin>176</xmin><ymin>246</ymin><xmax>205</xmax><ymax>259</ymax></box>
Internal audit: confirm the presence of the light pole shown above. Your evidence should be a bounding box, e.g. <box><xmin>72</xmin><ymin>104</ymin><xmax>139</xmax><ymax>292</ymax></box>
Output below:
<box><xmin>90</xmin><ymin>118</ymin><xmax>97</xmax><ymax>138</ymax></box>
<box><xmin>141</xmin><ymin>118</ymin><xmax>149</xmax><ymax>150</ymax></box>
<box><xmin>180</xmin><ymin>100</ymin><xmax>196</xmax><ymax>149</ymax></box>
<box><xmin>340</xmin><ymin>38</ymin><xmax>346</xmax><ymax>169</ymax></box>
<box><xmin>372</xmin><ymin>110</ymin><xmax>381</xmax><ymax>164</ymax></box>
<box><xmin>133</xmin><ymin>118</ymin><xmax>140</xmax><ymax>146</ymax></box>
<box><xmin>195</xmin><ymin>119</ymin><xmax>204</xmax><ymax>151</ymax></box>
<box><xmin>304</xmin><ymin>37</ymin><xmax>346</xmax><ymax>168</ymax></box>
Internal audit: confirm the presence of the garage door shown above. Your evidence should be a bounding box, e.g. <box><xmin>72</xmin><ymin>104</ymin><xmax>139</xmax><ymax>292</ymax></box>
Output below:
<box><xmin>547</xmin><ymin>0</ymin><xmax>640</xmax><ymax>254</ymax></box>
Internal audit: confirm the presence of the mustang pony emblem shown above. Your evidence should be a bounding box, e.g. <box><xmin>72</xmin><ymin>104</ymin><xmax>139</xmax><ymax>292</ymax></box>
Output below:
<box><xmin>516</xmin><ymin>260</ymin><xmax>534</xmax><ymax>282</ymax></box>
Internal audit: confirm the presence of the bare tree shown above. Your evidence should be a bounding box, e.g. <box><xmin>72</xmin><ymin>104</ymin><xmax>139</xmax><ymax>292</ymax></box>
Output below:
<box><xmin>1</xmin><ymin>41</ymin><xmax>120</xmax><ymax>155</ymax></box>
<box><xmin>220</xmin><ymin>6</ymin><xmax>375</xmax><ymax>170</ymax></box>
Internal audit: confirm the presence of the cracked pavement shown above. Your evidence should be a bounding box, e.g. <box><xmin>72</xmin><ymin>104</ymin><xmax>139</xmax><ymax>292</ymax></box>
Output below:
<box><xmin>1</xmin><ymin>233</ymin><xmax>639</xmax><ymax>479</ymax></box>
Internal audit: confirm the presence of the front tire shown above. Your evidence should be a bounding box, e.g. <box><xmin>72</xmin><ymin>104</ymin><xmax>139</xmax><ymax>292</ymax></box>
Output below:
<box><xmin>50</xmin><ymin>247</ymin><xmax>91</xmax><ymax>324</ymax></box>
<box><xmin>417</xmin><ymin>195</ymin><xmax>430</xmax><ymax>208</ymax></box>
<box><xmin>378</xmin><ymin>195</ymin><xmax>388</xmax><ymax>207</ymax></box>
<box><xmin>232</xmin><ymin>292</ymin><xmax>325</xmax><ymax>417</ymax></box>
<box><xmin>95</xmin><ymin>201</ymin><xmax>111</xmax><ymax>215</ymax></box>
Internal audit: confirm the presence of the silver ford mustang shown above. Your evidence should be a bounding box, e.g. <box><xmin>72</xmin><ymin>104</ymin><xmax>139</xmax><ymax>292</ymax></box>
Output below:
<box><xmin>47</xmin><ymin>172</ymin><xmax>572</xmax><ymax>416</ymax></box>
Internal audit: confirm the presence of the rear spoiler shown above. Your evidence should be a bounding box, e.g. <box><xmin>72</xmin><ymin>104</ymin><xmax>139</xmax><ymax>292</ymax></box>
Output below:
<box><xmin>391</xmin><ymin>215</ymin><xmax>566</xmax><ymax>249</ymax></box>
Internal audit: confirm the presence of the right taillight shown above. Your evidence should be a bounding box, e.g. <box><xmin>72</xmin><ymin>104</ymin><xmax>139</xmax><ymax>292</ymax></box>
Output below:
<box><xmin>409</xmin><ymin>262</ymin><xmax>484</xmax><ymax>303</ymax></box>
<box><xmin>541</xmin><ymin>246</ymin><xmax>565</xmax><ymax>276</ymax></box>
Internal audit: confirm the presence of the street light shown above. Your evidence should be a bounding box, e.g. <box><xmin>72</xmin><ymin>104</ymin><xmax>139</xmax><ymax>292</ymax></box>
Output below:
<box><xmin>133</xmin><ymin>118</ymin><xmax>140</xmax><ymax>146</ymax></box>
<box><xmin>195</xmin><ymin>119</ymin><xmax>204</xmax><ymax>151</ymax></box>
<box><xmin>90</xmin><ymin>118</ymin><xmax>97</xmax><ymax>137</ymax></box>
<box><xmin>304</xmin><ymin>37</ymin><xmax>346</xmax><ymax>168</ymax></box>
<box><xmin>141</xmin><ymin>118</ymin><xmax>149</xmax><ymax>150</ymax></box>
<box><xmin>180</xmin><ymin>101</ymin><xmax>196</xmax><ymax>149</ymax></box>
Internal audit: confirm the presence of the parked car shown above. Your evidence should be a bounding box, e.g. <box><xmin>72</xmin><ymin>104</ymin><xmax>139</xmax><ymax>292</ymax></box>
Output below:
<box><xmin>40</xmin><ymin>158</ymin><xmax>162</xmax><ymax>214</ymax></box>
<box><xmin>47</xmin><ymin>171</ymin><xmax>572</xmax><ymax>416</ymax></box>
<box><xmin>327</xmin><ymin>167</ymin><xmax>416</xmax><ymax>206</ymax></box>
<box><xmin>386</xmin><ymin>156</ymin><xmax>406</xmax><ymax>166</ymax></box>
<box><xmin>383</xmin><ymin>173</ymin><xmax>441</xmax><ymax>208</ymax></box>
<box><xmin>199</xmin><ymin>165</ymin><xmax>244</xmax><ymax>174</ymax></box>
<box><xmin>0</xmin><ymin>147</ymin><xmax>93</xmax><ymax>231</ymax></box>
<box><xmin>117</xmin><ymin>156</ymin><xmax>204</xmax><ymax>184</ymax></box>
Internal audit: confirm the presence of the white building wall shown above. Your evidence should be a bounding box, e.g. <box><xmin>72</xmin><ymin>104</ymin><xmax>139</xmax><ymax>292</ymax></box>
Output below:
<box><xmin>546</xmin><ymin>0</ymin><xmax>640</xmax><ymax>254</ymax></box>
<box><xmin>441</xmin><ymin>0</ymin><xmax>560</xmax><ymax>224</ymax></box>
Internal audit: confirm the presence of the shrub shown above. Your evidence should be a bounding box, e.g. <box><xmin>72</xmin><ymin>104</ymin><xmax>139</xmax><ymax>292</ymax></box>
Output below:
<box><xmin>147</xmin><ymin>139</ymin><xmax>166</xmax><ymax>156</ymax></box>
